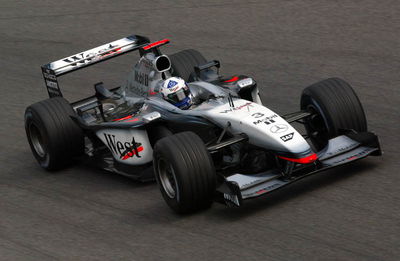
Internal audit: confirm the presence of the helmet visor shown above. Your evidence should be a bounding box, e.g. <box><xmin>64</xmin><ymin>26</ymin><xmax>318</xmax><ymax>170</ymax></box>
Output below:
<box><xmin>166</xmin><ymin>88</ymin><xmax>190</xmax><ymax>104</ymax></box>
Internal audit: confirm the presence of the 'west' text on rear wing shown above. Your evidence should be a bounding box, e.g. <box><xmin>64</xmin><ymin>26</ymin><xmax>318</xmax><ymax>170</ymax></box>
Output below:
<box><xmin>41</xmin><ymin>34</ymin><xmax>150</xmax><ymax>98</ymax></box>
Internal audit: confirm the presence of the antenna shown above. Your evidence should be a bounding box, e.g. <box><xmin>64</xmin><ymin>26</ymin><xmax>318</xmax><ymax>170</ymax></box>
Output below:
<box><xmin>228</xmin><ymin>93</ymin><xmax>235</xmax><ymax>108</ymax></box>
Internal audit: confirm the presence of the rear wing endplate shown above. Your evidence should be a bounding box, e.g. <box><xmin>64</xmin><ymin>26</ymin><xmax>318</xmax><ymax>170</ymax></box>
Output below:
<box><xmin>41</xmin><ymin>34</ymin><xmax>150</xmax><ymax>98</ymax></box>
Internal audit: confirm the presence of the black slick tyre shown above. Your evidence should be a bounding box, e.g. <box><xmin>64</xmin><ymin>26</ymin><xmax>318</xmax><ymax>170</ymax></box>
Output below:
<box><xmin>153</xmin><ymin>131</ymin><xmax>216</xmax><ymax>214</ymax></box>
<box><xmin>300</xmin><ymin>77</ymin><xmax>367</xmax><ymax>150</ymax></box>
<box><xmin>24</xmin><ymin>97</ymin><xmax>84</xmax><ymax>170</ymax></box>
<box><xmin>169</xmin><ymin>49</ymin><xmax>207</xmax><ymax>82</ymax></box>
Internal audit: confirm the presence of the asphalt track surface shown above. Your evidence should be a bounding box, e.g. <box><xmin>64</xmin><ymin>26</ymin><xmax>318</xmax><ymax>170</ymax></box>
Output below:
<box><xmin>1</xmin><ymin>1</ymin><xmax>399</xmax><ymax>260</ymax></box>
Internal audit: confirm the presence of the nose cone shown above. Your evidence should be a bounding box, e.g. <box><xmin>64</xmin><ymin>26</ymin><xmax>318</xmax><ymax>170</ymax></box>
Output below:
<box><xmin>204</xmin><ymin>100</ymin><xmax>312</xmax><ymax>156</ymax></box>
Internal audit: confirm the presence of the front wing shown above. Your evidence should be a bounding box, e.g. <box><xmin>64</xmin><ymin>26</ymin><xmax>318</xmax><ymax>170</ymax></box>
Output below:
<box><xmin>216</xmin><ymin>132</ymin><xmax>381</xmax><ymax>207</ymax></box>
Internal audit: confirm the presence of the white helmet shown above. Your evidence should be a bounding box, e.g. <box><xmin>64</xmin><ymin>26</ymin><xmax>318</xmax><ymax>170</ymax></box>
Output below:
<box><xmin>161</xmin><ymin>77</ymin><xmax>192</xmax><ymax>109</ymax></box>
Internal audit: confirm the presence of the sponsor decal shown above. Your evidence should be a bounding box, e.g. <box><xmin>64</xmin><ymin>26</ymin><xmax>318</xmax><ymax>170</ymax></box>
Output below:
<box><xmin>47</xmin><ymin>88</ymin><xmax>61</xmax><ymax>97</ymax></box>
<box><xmin>62</xmin><ymin>44</ymin><xmax>121</xmax><ymax>66</ymax></box>
<box><xmin>242</xmin><ymin>182</ymin><xmax>283</xmax><ymax>198</ymax></box>
<box><xmin>251</xmin><ymin>112</ymin><xmax>264</xmax><ymax>118</ymax></box>
<box><xmin>99</xmin><ymin>47</ymin><xmax>122</xmax><ymax>59</ymax></box>
<box><xmin>322</xmin><ymin>141</ymin><xmax>359</xmax><ymax>159</ymax></box>
<box><xmin>103</xmin><ymin>133</ymin><xmax>143</xmax><ymax>160</ymax></box>
<box><xmin>45</xmin><ymin>80</ymin><xmax>58</xmax><ymax>89</ymax></box>
<box><xmin>330</xmin><ymin>148</ymin><xmax>372</xmax><ymax>165</ymax></box>
<box><xmin>280</xmin><ymin>132</ymin><xmax>294</xmax><ymax>142</ymax></box>
<box><xmin>258</xmin><ymin>182</ymin><xmax>282</xmax><ymax>193</ymax></box>
<box><xmin>220</xmin><ymin>102</ymin><xmax>253</xmax><ymax>113</ymax></box>
<box><xmin>134</xmin><ymin>70</ymin><xmax>149</xmax><ymax>86</ymax></box>
<box><xmin>253</xmin><ymin>114</ymin><xmax>278</xmax><ymax>125</ymax></box>
<box><xmin>270</xmin><ymin>124</ymin><xmax>288</xmax><ymax>133</ymax></box>
<box><xmin>167</xmin><ymin>80</ymin><xmax>178</xmax><ymax>88</ymax></box>
<box><xmin>168</xmin><ymin>86</ymin><xmax>180</xmax><ymax>92</ymax></box>
<box><xmin>42</xmin><ymin>68</ymin><xmax>61</xmax><ymax>97</ymax></box>
<box><xmin>239</xmin><ymin>178</ymin><xmax>264</xmax><ymax>189</ymax></box>
<box><xmin>43</xmin><ymin>71</ymin><xmax>57</xmax><ymax>81</ymax></box>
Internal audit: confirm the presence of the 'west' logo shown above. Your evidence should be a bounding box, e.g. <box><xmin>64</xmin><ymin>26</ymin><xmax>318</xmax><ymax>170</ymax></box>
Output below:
<box><xmin>103</xmin><ymin>134</ymin><xmax>143</xmax><ymax>160</ymax></box>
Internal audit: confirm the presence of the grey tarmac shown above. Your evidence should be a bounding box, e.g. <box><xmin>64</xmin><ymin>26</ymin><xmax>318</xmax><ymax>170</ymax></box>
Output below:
<box><xmin>0</xmin><ymin>1</ymin><xmax>399</xmax><ymax>260</ymax></box>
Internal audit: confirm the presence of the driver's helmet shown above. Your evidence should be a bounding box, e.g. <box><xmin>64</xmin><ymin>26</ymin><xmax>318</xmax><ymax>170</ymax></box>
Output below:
<box><xmin>161</xmin><ymin>77</ymin><xmax>192</xmax><ymax>109</ymax></box>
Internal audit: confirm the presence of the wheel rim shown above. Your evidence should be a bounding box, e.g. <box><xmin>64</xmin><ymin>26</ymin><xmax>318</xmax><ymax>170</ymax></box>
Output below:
<box><xmin>28</xmin><ymin>123</ymin><xmax>46</xmax><ymax>158</ymax></box>
<box><xmin>157</xmin><ymin>158</ymin><xmax>178</xmax><ymax>199</ymax></box>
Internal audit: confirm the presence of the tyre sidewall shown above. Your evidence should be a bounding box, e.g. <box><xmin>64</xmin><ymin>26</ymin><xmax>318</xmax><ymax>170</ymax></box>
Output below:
<box><xmin>24</xmin><ymin>97</ymin><xmax>84</xmax><ymax>170</ymax></box>
<box><xmin>153</xmin><ymin>148</ymin><xmax>183</xmax><ymax>212</ymax></box>
<box><xmin>25</xmin><ymin>107</ymin><xmax>52</xmax><ymax>169</ymax></box>
<box><xmin>153</xmin><ymin>132</ymin><xmax>216</xmax><ymax>214</ymax></box>
<box><xmin>301</xmin><ymin>78</ymin><xmax>367</xmax><ymax>150</ymax></box>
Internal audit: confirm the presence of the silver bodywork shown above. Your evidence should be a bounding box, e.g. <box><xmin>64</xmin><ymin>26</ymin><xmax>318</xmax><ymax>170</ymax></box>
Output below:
<box><xmin>148</xmin><ymin>93</ymin><xmax>311</xmax><ymax>155</ymax></box>
<box><xmin>92</xmin><ymin>52</ymin><xmax>312</xmax><ymax>165</ymax></box>
<box><xmin>38</xmin><ymin>34</ymin><xmax>381</xmax><ymax>206</ymax></box>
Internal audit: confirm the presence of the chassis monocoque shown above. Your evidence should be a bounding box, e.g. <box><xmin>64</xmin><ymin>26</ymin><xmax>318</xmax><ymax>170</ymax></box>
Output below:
<box><xmin>25</xmin><ymin>34</ymin><xmax>381</xmax><ymax>213</ymax></box>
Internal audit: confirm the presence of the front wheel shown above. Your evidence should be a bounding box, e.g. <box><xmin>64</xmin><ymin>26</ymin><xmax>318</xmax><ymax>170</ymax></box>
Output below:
<box><xmin>301</xmin><ymin>78</ymin><xmax>367</xmax><ymax>150</ymax></box>
<box><xmin>153</xmin><ymin>131</ymin><xmax>216</xmax><ymax>214</ymax></box>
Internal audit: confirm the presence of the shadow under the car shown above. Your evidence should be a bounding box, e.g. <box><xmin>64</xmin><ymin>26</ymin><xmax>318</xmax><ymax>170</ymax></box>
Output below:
<box><xmin>35</xmin><ymin>155</ymin><xmax>380</xmax><ymax>221</ymax></box>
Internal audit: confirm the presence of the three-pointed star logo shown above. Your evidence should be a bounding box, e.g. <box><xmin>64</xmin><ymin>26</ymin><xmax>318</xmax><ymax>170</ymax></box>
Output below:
<box><xmin>270</xmin><ymin>124</ymin><xmax>288</xmax><ymax>133</ymax></box>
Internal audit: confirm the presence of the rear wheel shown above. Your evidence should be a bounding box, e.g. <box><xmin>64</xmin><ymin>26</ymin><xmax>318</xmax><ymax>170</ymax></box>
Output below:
<box><xmin>301</xmin><ymin>78</ymin><xmax>367</xmax><ymax>150</ymax></box>
<box><xmin>169</xmin><ymin>49</ymin><xmax>207</xmax><ymax>82</ymax></box>
<box><xmin>24</xmin><ymin>97</ymin><xmax>84</xmax><ymax>170</ymax></box>
<box><xmin>153</xmin><ymin>131</ymin><xmax>216</xmax><ymax>214</ymax></box>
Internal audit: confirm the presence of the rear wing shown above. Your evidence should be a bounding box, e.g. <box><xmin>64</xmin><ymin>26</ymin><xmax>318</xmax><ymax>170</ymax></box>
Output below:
<box><xmin>41</xmin><ymin>34</ymin><xmax>151</xmax><ymax>98</ymax></box>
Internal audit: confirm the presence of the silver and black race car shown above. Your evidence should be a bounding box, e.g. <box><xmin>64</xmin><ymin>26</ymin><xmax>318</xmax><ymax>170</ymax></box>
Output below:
<box><xmin>25</xmin><ymin>34</ymin><xmax>381</xmax><ymax>213</ymax></box>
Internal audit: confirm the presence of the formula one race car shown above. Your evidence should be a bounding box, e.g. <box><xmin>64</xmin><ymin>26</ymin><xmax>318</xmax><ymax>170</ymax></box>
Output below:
<box><xmin>25</xmin><ymin>34</ymin><xmax>381</xmax><ymax>213</ymax></box>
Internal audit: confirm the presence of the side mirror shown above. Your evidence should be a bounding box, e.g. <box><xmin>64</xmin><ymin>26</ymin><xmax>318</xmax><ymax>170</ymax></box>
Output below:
<box><xmin>194</xmin><ymin>60</ymin><xmax>220</xmax><ymax>78</ymax></box>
